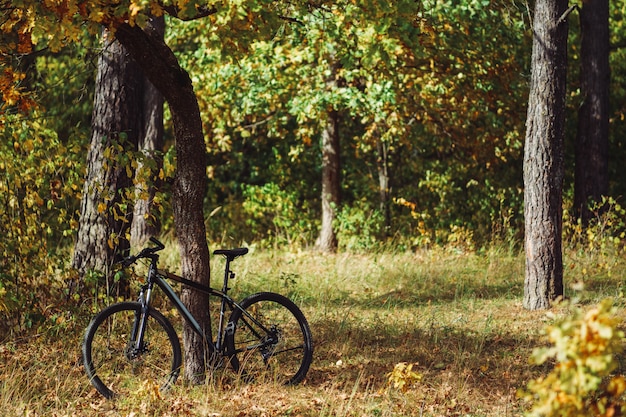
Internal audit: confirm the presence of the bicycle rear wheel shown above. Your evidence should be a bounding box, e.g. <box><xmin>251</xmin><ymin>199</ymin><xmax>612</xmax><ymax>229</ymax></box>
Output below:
<box><xmin>226</xmin><ymin>292</ymin><xmax>313</xmax><ymax>385</ymax></box>
<box><xmin>82</xmin><ymin>302</ymin><xmax>182</xmax><ymax>399</ymax></box>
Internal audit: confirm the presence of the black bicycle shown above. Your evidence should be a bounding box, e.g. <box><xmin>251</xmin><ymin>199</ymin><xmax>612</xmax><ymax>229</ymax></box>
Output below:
<box><xmin>82</xmin><ymin>238</ymin><xmax>313</xmax><ymax>399</ymax></box>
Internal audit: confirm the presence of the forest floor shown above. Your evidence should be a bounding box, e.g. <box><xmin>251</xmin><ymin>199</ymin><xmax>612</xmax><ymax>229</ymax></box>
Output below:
<box><xmin>2</xmin><ymin>246</ymin><xmax>626</xmax><ymax>416</ymax></box>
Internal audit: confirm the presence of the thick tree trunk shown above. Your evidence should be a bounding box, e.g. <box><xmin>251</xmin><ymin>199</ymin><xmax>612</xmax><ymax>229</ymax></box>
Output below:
<box><xmin>523</xmin><ymin>0</ymin><xmax>569</xmax><ymax>310</ymax></box>
<box><xmin>115</xmin><ymin>20</ymin><xmax>211</xmax><ymax>384</ymax></box>
<box><xmin>318</xmin><ymin>109</ymin><xmax>340</xmax><ymax>253</ymax></box>
<box><xmin>574</xmin><ymin>0</ymin><xmax>610</xmax><ymax>225</ymax></box>
<box><xmin>131</xmin><ymin>16</ymin><xmax>165</xmax><ymax>247</ymax></box>
<box><xmin>72</xmin><ymin>30</ymin><xmax>141</xmax><ymax>282</ymax></box>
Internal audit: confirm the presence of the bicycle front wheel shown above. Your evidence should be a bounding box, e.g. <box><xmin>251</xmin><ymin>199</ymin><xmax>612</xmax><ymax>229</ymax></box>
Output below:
<box><xmin>82</xmin><ymin>302</ymin><xmax>182</xmax><ymax>399</ymax></box>
<box><xmin>226</xmin><ymin>292</ymin><xmax>313</xmax><ymax>385</ymax></box>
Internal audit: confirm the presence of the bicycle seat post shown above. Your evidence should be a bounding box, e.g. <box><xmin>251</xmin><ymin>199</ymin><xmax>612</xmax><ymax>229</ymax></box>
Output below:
<box><xmin>221</xmin><ymin>258</ymin><xmax>233</xmax><ymax>294</ymax></box>
<box><xmin>213</xmin><ymin>248</ymin><xmax>248</xmax><ymax>293</ymax></box>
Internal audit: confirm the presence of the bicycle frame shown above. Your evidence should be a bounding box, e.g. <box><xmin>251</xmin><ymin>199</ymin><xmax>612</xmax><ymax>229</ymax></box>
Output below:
<box><xmin>131</xmin><ymin>254</ymin><xmax>270</xmax><ymax>359</ymax></box>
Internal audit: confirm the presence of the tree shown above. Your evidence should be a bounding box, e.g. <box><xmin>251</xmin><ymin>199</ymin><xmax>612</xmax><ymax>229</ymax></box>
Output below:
<box><xmin>72</xmin><ymin>16</ymin><xmax>165</xmax><ymax>286</ymax></box>
<box><xmin>523</xmin><ymin>0</ymin><xmax>570</xmax><ymax>310</ymax></box>
<box><xmin>71</xmin><ymin>28</ymin><xmax>142</xmax><ymax>283</ymax></box>
<box><xmin>3</xmin><ymin>0</ymin><xmax>215</xmax><ymax>382</ymax></box>
<box><xmin>131</xmin><ymin>15</ymin><xmax>165</xmax><ymax>247</ymax></box>
<box><xmin>319</xmin><ymin>106</ymin><xmax>341</xmax><ymax>253</ymax></box>
<box><xmin>186</xmin><ymin>0</ymin><xmax>425</xmax><ymax>248</ymax></box>
<box><xmin>113</xmin><ymin>17</ymin><xmax>212</xmax><ymax>384</ymax></box>
<box><xmin>574</xmin><ymin>0</ymin><xmax>610</xmax><ymax>225</ymax></box>
<box><xmin>318</xmin><ymin>58</ymin><xmax>341</xmax><ymax>253</ymax></box>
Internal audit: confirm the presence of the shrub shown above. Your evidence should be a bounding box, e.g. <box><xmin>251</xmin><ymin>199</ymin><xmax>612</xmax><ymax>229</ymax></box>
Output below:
<box><xmin>0</xmin><ymin>114</ymin><xmax>84</xmax><ymax>333</ymax></box>
<box><xmin>241</xmin><ymin>182</ymin><xmax>315</xmax><ymax>247</ymax></box>
<box><xmin>520</xmin><ymin>299</ymin><xmax>626</xmax><ymax>417</ymax></box>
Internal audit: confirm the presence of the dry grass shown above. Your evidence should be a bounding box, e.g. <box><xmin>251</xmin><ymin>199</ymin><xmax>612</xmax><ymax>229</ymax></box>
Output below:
<box><xmin>2</xmin><ymin>246</ymin><xmax>626</xmax><ymax>416</ymax></box>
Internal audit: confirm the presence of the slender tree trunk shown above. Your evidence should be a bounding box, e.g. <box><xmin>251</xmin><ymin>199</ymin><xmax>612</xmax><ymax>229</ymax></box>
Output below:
<box><xmin>115</xmin><ymin>19</ymin><xmax>211</xmax><ymax>384</ymax></box>
<box><xmin>574</xmin><ymin>0</ymin><xmax>610</xmax><ymax>224</ymax></box>
<box><xmin>318</xmin><ymin>109</ymin><xmax>341</xmax><ymax>253</ymax></box>
<box><xmin>72</xmin><ymin>29</ymin><xmax>141</xmax><ymax>283</ymax></box>
<box><xmin>131</xmin><ymin>16</ymin><xmax>165</xmax><ymax>247</ymax></box>
<box><xmin>376</xmin><ymin>138</ymin><xmax>391</xmax><ymax>238</ymax></box>
<box><xmin>523</xmin><ymin>0</ymin><xmax>569</xmax><ymax>310</ymax></box>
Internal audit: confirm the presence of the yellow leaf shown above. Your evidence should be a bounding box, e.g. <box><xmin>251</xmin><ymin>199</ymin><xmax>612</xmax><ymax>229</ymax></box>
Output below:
<box><xmin>23</xmin><ymin>139</ymin><xmax>34</xmax><ymax>152</ymax></box>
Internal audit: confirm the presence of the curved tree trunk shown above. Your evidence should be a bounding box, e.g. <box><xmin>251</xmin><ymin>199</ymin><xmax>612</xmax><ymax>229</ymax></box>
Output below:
<box><xmin>574</xmin><ymin>0</ymin><xmax>610</xmax><ymax>225</ymax></box>
<box><xmin>72</xmin><ymin>29</ymin><xmax>141</xmax><ymax>283</ymax></box>
<box><xmin>114</xmin><ymin>19</ymin><xmax>211</xmax><ymax>384</ymax></box>
<box><xmin>522</xmin><ymin>0</ymin><xmax>569</xmax><ymax>310</ymax></box>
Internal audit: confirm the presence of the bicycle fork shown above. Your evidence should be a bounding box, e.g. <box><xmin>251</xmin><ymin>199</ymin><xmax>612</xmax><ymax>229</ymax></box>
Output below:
<box><xmin>126</xmin><ymin>281</ymin><xmax>155</xmax><ymax>360</ymax></box>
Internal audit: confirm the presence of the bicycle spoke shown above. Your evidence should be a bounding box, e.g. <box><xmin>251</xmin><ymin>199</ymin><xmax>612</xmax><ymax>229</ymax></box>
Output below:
<box><xmin>227</xmin><ymin>292</ymin><xmax>313</xmax><ymax>385</ymax></box>
<box><xmin>83</xmin><ymin>303</ymin><xmax>181</xmax><ymax>399</ymax></box>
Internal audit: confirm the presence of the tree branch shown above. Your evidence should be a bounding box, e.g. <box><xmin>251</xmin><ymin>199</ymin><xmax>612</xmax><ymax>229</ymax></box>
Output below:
<box><xmin>277</xmin><ymin>14</ymin><xmax>305</xmax><ymax>25</ymax></box>
<box><xmin>113</xmin><ymin>21</ymin><xmax>192</xmax><ymax>105</ymax></box>
<box><xmin>162</xmin><ymin>3</ymin><xmax>217</xmax><ymax>21</ymax></box>
<box><xmin>241</xmin><ymin>112</ymin><xmax>276</xmax><ymax>130</ymax></box>
<box><xmin>557</xmin><ymin>4</ymin><xmax>579</xmax><ymax>25</ymax></box>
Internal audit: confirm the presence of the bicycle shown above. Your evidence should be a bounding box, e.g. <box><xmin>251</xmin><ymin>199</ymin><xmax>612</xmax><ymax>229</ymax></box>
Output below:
<box><xmin>82</xmin><ymin>237</ymin><xmax>313</xmax><ymax>399</ymax></box>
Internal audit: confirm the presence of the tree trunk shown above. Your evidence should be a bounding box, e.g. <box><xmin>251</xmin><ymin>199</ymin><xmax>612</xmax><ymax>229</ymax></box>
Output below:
<box><xmin>114</xmin><ymin>19</ymin><xmax>211</xmax><ymax>384</ymax></box>
<box><xmin>131</xmin><ymin>16</ymin><xmax>165</xmax><ymax>247</ymax></box>
<box><xmin>72</xmin><ymin>29</ymin><xmax>141</xmax><ymax>283</ymax></box>
<box><xmin>318</xmin><ymin>109</ymin><xmax>341</xmax><ymax>253</ymax></box>
<box><xmin>574</xmin><ymin>0</ymin><xmax>610</xmax><ymax>225</ymax></box>
<box><xmin>377</xmin><ymin>138</ymin><xmax>391</xmax><ymax>238</ymax></box>
<box><xmin>523</xmin><ymin>0</ymin><xmax>569</xmax><ymax>310</ymax></box>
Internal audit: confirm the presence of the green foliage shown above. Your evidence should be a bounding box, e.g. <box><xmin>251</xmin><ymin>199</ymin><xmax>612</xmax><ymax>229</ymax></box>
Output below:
<box><xmin>175</xmin><ymin>0</ymin><xmax>531</xmax><ymax>249</ymax></box>
<box><xmin>521</xmin><ymin>299</ymin><xmax>626</xmax><ymax>416</ymax></box>
<box><xmin>0</xmin><ymin>113</ymin><xmax>84</xmax><ymax>332</ymax></box>
<box><xmin>563</xmin><ymin>197</ymin><xmax>626</xmax><ymax>251</ymax></box>
<box><xmin>335</xmin><ymin>202</ymin><xmax>386</xmax><ymax>251</ymax></box>
<box><xmin>241</xmin><ymin>182</ymin><xmax>315</xmax><ymax>247</ymax></box>
<box><xmin>3</xmin><ymin>0</ymin><xmax>626</xmax><ymax>337</ymax></box>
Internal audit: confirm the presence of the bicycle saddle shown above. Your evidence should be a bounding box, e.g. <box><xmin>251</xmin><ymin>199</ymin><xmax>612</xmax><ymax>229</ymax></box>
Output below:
<box><xmin>213</xmin><ymin>248</ymin><xmax>249</xmax><ymax>261</ymax></box>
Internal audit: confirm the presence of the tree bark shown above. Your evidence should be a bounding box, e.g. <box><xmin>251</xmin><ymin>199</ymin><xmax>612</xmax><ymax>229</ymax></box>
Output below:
<box><xmin>114</xmin><ymin>19</ymin><xmax>211</xmax><ymax>384</ymax></box>
<box><xmin>377</xmin><ymin>138</ymin><xmax>391</xmax><ymax>238</ymax></box>
<box><xmin>72</xmin><ymin>29</ymin><xmax>141</xmax><ymax>283</ymax></box>
<box><xmin>574</xmin><ymin>0</ymin><xmax>610</xmax><ymax>225</ymax></box>
<box><xmin>523</xmin><ymin>0</ymin><xmax>568</xmax><ymax>310</ymax></box>
<box><xmin>131</xmin><ymin>16</ymin><xmax>165</xmax><ymax>247</ymax></box>
<box><xmin>318</xmin><ymin>109</ymin><xmax>341</xmax><ymax>253</ymax></box>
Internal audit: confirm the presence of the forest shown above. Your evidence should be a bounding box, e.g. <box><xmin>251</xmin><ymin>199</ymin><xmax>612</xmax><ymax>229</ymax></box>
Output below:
<box><xmin>2</xmin><ymin>0</ymin><xmax>626</xmax><ymax>415</ymax></box>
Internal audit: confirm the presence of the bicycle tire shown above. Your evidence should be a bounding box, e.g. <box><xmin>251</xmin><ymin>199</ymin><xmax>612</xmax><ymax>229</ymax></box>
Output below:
<box><xmin>82</xmin><ymin>302</ymin><xmax>182</xmax><ymax>399</ymax></box>
<box><xmin>225</xmin><ymin>292</ymin><xmax>313</xmax><ymax>385</ymax></box>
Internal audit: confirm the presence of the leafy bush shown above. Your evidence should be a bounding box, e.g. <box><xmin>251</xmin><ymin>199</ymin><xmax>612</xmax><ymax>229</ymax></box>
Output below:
<box><xmin>563</xmin><ymin>197</ymin><xmax>626</xmax><ymax>252</ymax></box>
<box><xmin>241</xmin><ymin>182</ymin><xmax>315</xmax><ymax>247</ymax></box>
<box><xmin>0</xmin><ymin>113</ymin><xmax>84</xmax><ymax>333</ymax></box>
<box><xmin>335</xmin><ymin>201</ymin><xmax>386</xmax><ymax>251</ymax></box>
<box><xmin>520</xmin><ymin>299</ymin><xmax>626</xmax><ymax>416</ymax></box>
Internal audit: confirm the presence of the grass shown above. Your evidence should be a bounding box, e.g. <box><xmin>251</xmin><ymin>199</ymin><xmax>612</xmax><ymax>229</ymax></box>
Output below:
<box><xmin>2</xmin><ymin>245</ymin><xmax>626</xmax><ymax>416</ymax></box>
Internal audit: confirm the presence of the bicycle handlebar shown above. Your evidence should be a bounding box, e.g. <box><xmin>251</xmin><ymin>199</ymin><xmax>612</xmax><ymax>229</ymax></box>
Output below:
<box><xmin>120</xmin><ymin>237</ymin><xmax>165</xmax><ymax>267</ymax></box>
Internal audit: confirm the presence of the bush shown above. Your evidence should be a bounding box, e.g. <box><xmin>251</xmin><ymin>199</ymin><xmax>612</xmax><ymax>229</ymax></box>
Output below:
<box><xmin>336</xmin><ymin>201</ymin><xmax>386</xmax><ymax>251</ymax></box>
<box><xmin>0</xmin><ymin>114</ymin><xmax>84</xmax><ymax>334</ymax></box>
<box><xmin>241</xmin><ymin>182</ymin><xmax>315</xmax><ymax>247</ymax></box>
<box><xmin>520</xmin><ymin>299</ymin><xmax>626</xmax><ymax>417</ymax></box>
